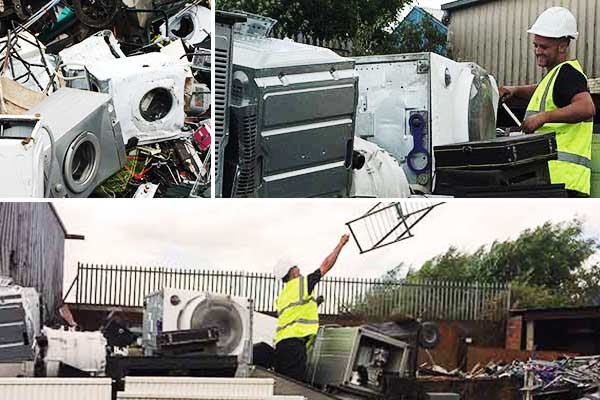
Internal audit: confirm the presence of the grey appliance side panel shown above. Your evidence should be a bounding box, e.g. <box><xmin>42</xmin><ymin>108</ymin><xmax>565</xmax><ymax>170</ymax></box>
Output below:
<box><xmin>260</xmin><ymin>164</ymin><xmax>349</xmax><ymax>198</ymax></box>
<box><xmin>214</xmin><ymin>22</ymin><xmax>235</xmax><ymax>198</ymax></box>
<box><xmin>257</xmin><ymin>77</ymin><xmax>357</xmax><ymax>198</ymax></box>
<box><xmin>306</xmin><ymin>327</ymin><xmax>358</xmax><ymax>387</ymax></box>
<box><xmin>263</xmin><ymin>121</ymin><xmax>353</xmax><ymax>173</ymax></box>
<box><xmin>0</xmin><ymin>303</ymin><xmax>33</xmax><ymax>362</ymax></box>
<box><xmin>142</xmin><ymin>291</ymin><xmax>164</xmax><ymax>356</ymax></box>
<box><xmin>262</xmin><ymin>84</ymin><xmax>356</xmax><ymax>128</ymax></box>
<box><xmin>229</xmin><ymin>104</ymin><xmax>260</xmax><ymax>197</ymax></box>
<box><xmin>230</xmin><ymin>41</ymin><xmax>358</xmax><ymax>198</ymax></box>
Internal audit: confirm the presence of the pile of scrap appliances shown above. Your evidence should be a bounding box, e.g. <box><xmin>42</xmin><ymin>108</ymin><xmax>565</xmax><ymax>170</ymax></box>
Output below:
<box><xmin>0</xmin><ymin>279</ymin><xmax>466</xmax><ymax>400</ymax></box>
<box><xmin>215</xmin><ymin>11</ymin><xmax>594</xmax><ymax>199</ymax></box>
<box><xmin>0</xmin><ymin>0</ymin><xmax>211</xmax><ymax>198</ymax></box>
<box><xmin>5</xmin><ymin>281</ymin><xmax>600</xmax><ymax>400</ymax></box>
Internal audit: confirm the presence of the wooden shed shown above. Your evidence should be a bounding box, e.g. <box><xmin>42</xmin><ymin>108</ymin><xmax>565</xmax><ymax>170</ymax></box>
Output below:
<box><xmin>443</xmin><ymin>0</ymin><xmax>600</xmax><ymax>86</ymax></box>
<box><xmin>0</xmin><ymin>203</ymin><xmax>83</xmax><ymax>321</ymax></box>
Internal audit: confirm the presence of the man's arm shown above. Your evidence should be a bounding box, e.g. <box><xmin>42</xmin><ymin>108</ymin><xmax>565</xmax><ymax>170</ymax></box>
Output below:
<box><xmin>499</xmin><ymin>85</ymin><xmax>538</xmax><ymax>103</ymax></box>
<box><xmin>319</xmin><ymin>234</ymin><xmax>350</xmax><ymax>277</ymax></box>
<box><xmin>522</xmin><ymin>92</ymin><xmax>596</xmax><ymax>133</ymax></box>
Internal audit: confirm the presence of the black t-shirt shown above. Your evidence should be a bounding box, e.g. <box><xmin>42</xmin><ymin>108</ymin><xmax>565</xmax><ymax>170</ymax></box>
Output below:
<box><xmin>553</xmin><ymin>63</ymin><xmax>589</xmax><ymax>108</ymax></box>
<box><xmin>307</xmin><ymin>268</ymin><xmax>322</xmax><ymax>294</ymax></box>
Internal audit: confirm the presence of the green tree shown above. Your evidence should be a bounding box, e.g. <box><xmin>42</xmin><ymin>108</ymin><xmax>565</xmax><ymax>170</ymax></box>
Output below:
<box><xmin>392</xmin><ymin>14</ymin><xmax>449</xmax><ymax>56</ymax></box>
<box><xmin>346</xmin><ymin>219</ymin><xmax>599</xmax><ymax>318</ymax></box>
<box><xmin>408</xmin><ymin>246</ymin><xmax>483</xmax><ymax>282</ymax></box>
<box><xmin>405</xmin><ymin>219</ymin><xmax>599</xmax><ymax>308</ymax></box>
<box><xmin>477</xmin><ymin>220</ymin><xmax>597</xmax><ymax>288</ymax></box>
<box><xmin>217</xmin><ymin>0</ymin><xmax>412</xmax><ymax>56</ymax></box>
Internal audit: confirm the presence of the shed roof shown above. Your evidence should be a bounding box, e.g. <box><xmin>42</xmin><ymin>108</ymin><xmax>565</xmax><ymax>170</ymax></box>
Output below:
<box><xmin>442</xmin><ymin>0</ymin><xmax>494</xmax><ymax>11</ymax></box>
<box><xmin>510</xmin><ymin>305</ymin><xmax>600</xmax><ymax>321</ymax></box>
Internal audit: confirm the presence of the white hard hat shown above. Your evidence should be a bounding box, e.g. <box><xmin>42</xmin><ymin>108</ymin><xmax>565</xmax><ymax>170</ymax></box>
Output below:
<box><xmin>528</xmin><ymin>7</ymin><xmax>578</xmax><ymax>40</ymax></box>
<box><xmin>273</xmin><ymin>259</ymin><xmax>295</xmax><ymax>280</ymax></box>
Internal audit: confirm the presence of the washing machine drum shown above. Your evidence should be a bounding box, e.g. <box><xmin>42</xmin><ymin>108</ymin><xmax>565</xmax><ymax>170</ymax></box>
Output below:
<box><xmin>62</xmin><ymin>131</ymin><xmax>101</xmax><ymax>193</ymax></box>
<box><xmin>187</xmin><ymin>298</ymin><xmax>244</xmax><ymax>354</ymax></box>
<box><xmin>139</xmin><ymin>88</ymin><xmax>174</xmax><ymax>122</ymax></box>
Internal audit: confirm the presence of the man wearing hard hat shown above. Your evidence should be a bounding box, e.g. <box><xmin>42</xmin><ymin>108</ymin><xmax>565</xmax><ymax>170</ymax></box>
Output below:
<box><xmin>500</xmin><ymin>7</ymin><xmax>595</xmax><ymax>197</ymax></box>
<box><xmin>272</xmin><ymin>234</ymin><xmax>350</xmax><ymax>381</ymax></box>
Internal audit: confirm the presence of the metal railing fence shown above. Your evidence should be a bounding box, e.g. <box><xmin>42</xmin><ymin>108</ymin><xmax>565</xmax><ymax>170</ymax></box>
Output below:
<box><xmin>69</xmin><ymin>263</ymin><xmax>510</xmax><ymax>320</ymax></box>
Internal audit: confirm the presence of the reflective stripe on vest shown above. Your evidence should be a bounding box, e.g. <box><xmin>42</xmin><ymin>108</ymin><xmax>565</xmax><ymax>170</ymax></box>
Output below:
<box><xmin>275</xmin><ymin>276</ymin><xmax>319</xmax><ymax>345</ymax></box>
<box><xmin>525</xmin><ymin>59</ymin><xmax>593</xmax><ymax>195</ymax></box>
<box><xmin>277</xmin><ymin>277</ymin><xmax>317</xmax><ymax>316</ymax></box>
<box><xmin>276</xmin><ymin>318</ymin><xmax>320</xmax><ymax>332</ymax></box>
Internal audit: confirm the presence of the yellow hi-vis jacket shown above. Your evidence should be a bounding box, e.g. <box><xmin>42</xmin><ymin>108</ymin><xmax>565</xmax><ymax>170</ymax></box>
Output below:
<box><xmin>274</xmin><ymin>275</ymin><xmax>319</xmax><ymax>345</ymax></box>
<box><xmin>526</xmin><ymin>59</ymin><xmax>593</xmax><ymax>195</ymax></box>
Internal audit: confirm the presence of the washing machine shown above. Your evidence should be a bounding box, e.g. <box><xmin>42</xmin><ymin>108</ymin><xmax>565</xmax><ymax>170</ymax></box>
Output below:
<box><xmin>0</xmin><ymin>116</ymin><xmax>46</xmax><ymax>197</ymax></box>
<box><xmin>353</xmin><ymin>52</ymin><xmax>499</xmax><ymax>193</ymax></box>
<box><xmin>143</xmin><ymin>289</ymin><xmax>256</xmax><ymax>375</ymax></box>
<box><xmin>160</xmin><ymin>4</ymin><xmax>212</xmax><ymax>46</ymax></box>
<box><xmin>25</xmin><ymin>87</ymin><xmax>127</xmax><ymax>198</ymax></box>
<box><xmin>85</xmin><ymin>53</ymin><xmax>188</xmax><ymax>145</ymax></box>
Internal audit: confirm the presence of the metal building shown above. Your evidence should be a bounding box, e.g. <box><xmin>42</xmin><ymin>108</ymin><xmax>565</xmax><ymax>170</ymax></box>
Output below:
<box><xmin>0</xmin><ymin>203</ymin><xmax>83</xmax><ymax>321</ymax></box>
<box><xmin>443</xmin><ymin>0</ymin><xmax>600</xmax><ymax>86</ymax></box>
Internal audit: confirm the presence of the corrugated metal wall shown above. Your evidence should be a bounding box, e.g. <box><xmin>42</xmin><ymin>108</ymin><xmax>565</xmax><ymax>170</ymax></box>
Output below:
<box><xmin>0</xmin><ymin>203</ymin><xmax>66</xmax><ymax>320</ymax></box>
<box><xmin>447</xmin><ymin>0</ymin><xmax>600</xmax><ymax>85</ymax></box>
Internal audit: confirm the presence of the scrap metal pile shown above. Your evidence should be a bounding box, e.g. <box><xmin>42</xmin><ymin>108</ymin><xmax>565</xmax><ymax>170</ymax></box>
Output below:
<box><xmin>420</xmin><ymin>356</ymin><xmax>600</xmax><ymax>398</ymax></box>
<box><xmin>0</xmin><ymin>0</ymin><xmax>211</xmax><ymax>198</ymax></box>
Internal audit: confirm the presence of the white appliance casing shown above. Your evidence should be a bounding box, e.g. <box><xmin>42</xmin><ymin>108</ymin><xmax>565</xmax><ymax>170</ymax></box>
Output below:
<box><xmin>41</xmin><ymin>327</ymin><xmax>107</xmax><ymax>376</ymax></box>
<box><xmin>0</xmin><ymin>116</ymin><xmax>46</xmax><ymax>197</ymax></box>
<box><xmin>160</xmin><ymin>5</ymin><xmax>212</xmax><ymax>45</ymax></box>
<box><xmin>86</xmin><ymin>53</ymin><xmax>188</xmax><ymax>145</ymax></box>
<box><xmin>354</xmin><ymin>52</ymin><xmax>499</xmax><ymax>192</ymax></box>
<box><xmin>351</xmin><ymin>137</ymin><xmax>411</xmax><ymax>198</ymax></box>
<box><xmin>60</xmin><ymin>30</ymin><xmax>126</xmax><ymax>90</ymax></box>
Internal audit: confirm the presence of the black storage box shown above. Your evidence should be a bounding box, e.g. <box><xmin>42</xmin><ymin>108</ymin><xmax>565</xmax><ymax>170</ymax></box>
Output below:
<box><xmin>434</xmin><ymin>133</ymin><xmax>557</xmax><ymax>169</ymax></box>
<box><xmin>443</xmin><ymin>184</ymin><xmax>567</xmax><ymax>198</ymax></box>
<box><xmin>433</xmin><ymin>161</ymin><xmax>552</xmax><ymax>196</ymax></box>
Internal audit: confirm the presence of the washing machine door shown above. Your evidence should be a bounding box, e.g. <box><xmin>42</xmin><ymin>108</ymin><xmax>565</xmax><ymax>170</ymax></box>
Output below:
<box><xmin>63</xmin><ymin>131</ymin><xmax>101</xmax><ymax>194</ymax></box>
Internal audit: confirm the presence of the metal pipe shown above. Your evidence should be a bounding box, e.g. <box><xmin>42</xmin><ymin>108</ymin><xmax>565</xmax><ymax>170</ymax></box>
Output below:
<box><xmin>502</xmin><ymin>102</ymin><xmax>522</xmax><ymax>128</ymax></box>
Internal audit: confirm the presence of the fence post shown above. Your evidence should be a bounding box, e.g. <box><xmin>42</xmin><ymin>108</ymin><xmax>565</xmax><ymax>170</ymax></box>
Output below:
<box><xmin>506</xmin><ymin>282</ymin><xmax>512</xmax><ymax>315</ymax></box>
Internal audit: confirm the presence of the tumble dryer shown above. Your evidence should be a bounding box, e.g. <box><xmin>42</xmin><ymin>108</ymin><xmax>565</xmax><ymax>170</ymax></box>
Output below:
<box><xmin>26</xmin><ymin>87</ymin><xmax>126</xmax><ymax>198</ymax></box>
<box><xmin>86</xmin><ymin>53</ymin><xmax>188</xmax><ymax>144</ymax></box>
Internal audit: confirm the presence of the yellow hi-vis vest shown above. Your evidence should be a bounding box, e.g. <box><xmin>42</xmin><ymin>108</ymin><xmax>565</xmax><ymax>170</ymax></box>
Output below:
<box><xmin>274</xmin><ymin>275</ymin><xmax>319</xmax><ymax>345</ymax></box>
<box><xmin>526</xmin><ymin>59</ymin><xmax>593</xmax><ymax>195</ymax></box>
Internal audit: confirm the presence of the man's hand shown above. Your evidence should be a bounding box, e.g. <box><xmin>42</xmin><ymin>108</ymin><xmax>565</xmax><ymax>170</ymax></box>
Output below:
<box><xmin>499</xmin><ymin>86</ymin><xmax>515</xmax><ymax>102</ymax></box>
<box><xmin>498</xmin><ymin>85</ymin><xmax>538</xmax><ymax>104</ymax></box>
<box><xmin>522</xmin><ymin>112</ymin><xmax>548</xmax><ymax>134</ymax></box>
<box><xmin>340</xmin><ymin>234</ymin><xmax>350</xmax><ymax>246</ymax></box>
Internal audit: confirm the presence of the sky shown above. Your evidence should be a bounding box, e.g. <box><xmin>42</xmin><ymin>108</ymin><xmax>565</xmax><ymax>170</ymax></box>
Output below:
<box><xmin>395</xmin><ymin>0</ymin><xmax>454</xmax><ymax>23</ymax></box>
<box><xmin>55</xmin><ymin>199</ymin><xmax>600</xmax><ymax>292</ymax></box>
